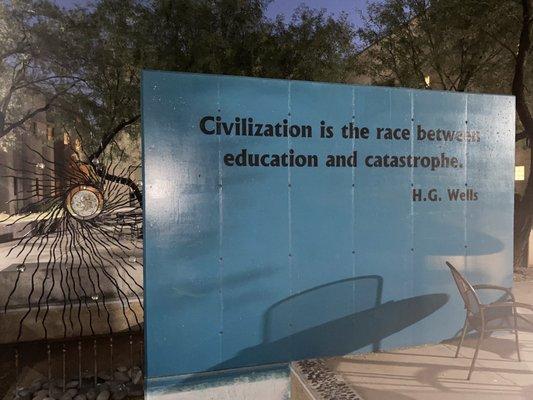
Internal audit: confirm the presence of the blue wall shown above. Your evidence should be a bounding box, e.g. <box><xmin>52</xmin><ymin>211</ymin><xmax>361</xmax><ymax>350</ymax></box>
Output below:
<box><xmin>142</xmin><ymin>71</ymin><xmax>515</xmax><ymax>381</ymax></box>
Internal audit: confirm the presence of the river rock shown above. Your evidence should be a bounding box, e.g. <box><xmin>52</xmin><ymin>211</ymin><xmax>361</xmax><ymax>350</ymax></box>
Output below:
<box><xmin>130</xmin><ymin>368</ymin><xmax>142</xmax><ymax>385</ymax></box>
<box><xmin>85</xmin><ymin>389</ymin><xmax>97</xmax><ymax>400</ymax></box>
<box><xmin>98</xmin><ymin>371</ymin><xmax>113</xmax><ymax>381</ymax></box>
<box><xmin>96</xmin><ymin>390</ymin><xmax>110</xmax><ymax>400</ymax></box>
<box><xmin>59</xmin><ymin>392</ymin><xmax>73</xmax><ymax>400</ymax></box>
<box><xmin>102</xmin><ymin>384</ymin><xmax>115</xmax><ymax>396</ymax></box>
<box><xmin>65</xmin><ymin>389</ymin><xmax>77</xmax><ymax>397</ymax></box>
<box><xmin>112</xmin><ymin>391</ymin><xmax>126</xmax><ymax>400</ymax></box>
<box><xmin>29</xmin><ymin>380</ymin><xmax>43</xmax><ymax>393</ymax></box>
<box><xmin>34</xmin><ymin>390</ymin><xmax>49</xmax><ymax>399</ymax></box>
<box><xmin>116</xmin><ymin>366</ymin><xmax>128</xmax><ymax>373</ymax></box>
<box><xmin>17</xmin><ymin>389</ymin><xmax>32</xmax><ymax>400</ymax></box>
<box><xmin>113</xmin><ymin>372</ymin><xmax>129</xmax><ymax>383</ymax></box>
<box><xmin>95</xmin><ymin>383</ymin><xmax>109</xmax><ymax>392</ymax></box>
<box><xmin>126</xmin><ymin>384</ymin><xmax>143</xmax><ymax>397</ymax></box>
<box><xmin>45</xmin><ymin>380</ymin><xmax>60</xmax><ymax>389</ymax></box>
<box><xmin>127</xmin><ymin>366</ymin><xmax>139</xmax><ymax>379</ymax></box>
<box><xmin>65</xmin><ymin>381</ymin><xmax>79</xmax><ymax>389</ymax></box>
<box><xmin>33</xmin><ymin>391</ymin><xmax>47</xmax><ymax>400</ymax></box>
<box><xmin>73</xmin><ymin>394</ymin><xmax>86</xmax><ymax>400</ymax></box>
<box><xmin>49</xmin><ymin>386</ymin><xmax>63</xmax><ymax>399</ymax></box>
<box><xmin>32</xmin><ymin>394</ymin><xmax>46</xmax><ymax>400</ymax></box>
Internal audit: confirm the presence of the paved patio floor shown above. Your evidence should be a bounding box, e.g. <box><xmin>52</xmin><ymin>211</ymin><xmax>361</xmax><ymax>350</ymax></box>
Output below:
<box><xmin>323</xmin><ymin>281</ymin><xmax>533</xmax><ymax>400</ymax></box>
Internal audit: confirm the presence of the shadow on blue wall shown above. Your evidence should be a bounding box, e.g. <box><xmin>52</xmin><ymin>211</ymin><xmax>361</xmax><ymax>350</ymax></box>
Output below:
<box><xmin>205</xmin><ymin>276</ymin><xmax>449</xmax><ymax>372</ymax></box>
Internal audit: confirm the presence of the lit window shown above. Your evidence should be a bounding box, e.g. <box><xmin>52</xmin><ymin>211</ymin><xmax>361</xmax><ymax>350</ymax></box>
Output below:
<box><xmin>515</xmin><ymin>166</ymin><xmax>525</xmax><ymax>181</ymax></box>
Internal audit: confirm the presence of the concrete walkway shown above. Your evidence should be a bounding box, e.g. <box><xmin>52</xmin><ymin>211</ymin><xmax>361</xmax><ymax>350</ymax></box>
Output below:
<box><xmin>0</xmin><ymin>234</ymin><xmax>144</xmax><ymax>343</ymax></box>
<box><xmin>323</xmin><ymin>281</ymin><xmax>533</xmax><ymax>400</ymax></box>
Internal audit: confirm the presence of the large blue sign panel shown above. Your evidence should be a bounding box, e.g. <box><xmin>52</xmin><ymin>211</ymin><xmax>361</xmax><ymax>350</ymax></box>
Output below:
<box><xmin>142</xmin><ymin>71</ymin><xmax>515</xmax><ymax>381</ymax></box>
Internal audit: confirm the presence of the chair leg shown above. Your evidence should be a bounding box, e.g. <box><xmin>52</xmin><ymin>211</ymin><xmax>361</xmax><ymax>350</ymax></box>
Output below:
<box><xmin>467</xmin><ymin>329</ymin><xmax>484</xmax><ymax>380</ymax></box>
<box><xmin>513</xmin><ymin>308</ymin><xmax>521</xmax><ymax>362</ymax></box>
<box><xmin>455</xmin><ymin>317</ymin><xmax>468</xmax><ymax>358</ymax></box>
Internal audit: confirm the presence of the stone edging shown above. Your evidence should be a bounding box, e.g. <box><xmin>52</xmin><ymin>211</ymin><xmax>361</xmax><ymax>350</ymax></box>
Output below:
<box><xmin>291</xmin><ymin>359</ymin><xmax>364</xmax><ymax>400</ymax></box>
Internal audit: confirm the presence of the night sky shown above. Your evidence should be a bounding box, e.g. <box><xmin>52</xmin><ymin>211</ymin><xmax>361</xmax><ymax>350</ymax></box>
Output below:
<box><xmin>53</xmin><ymin>0</ymin><xmax>369</xmax><ymax>27</ymax></box>
<box><xmin>268</xmin><ymin>0</ymin><xmax>367</xmax><ymax>25</ymax></box>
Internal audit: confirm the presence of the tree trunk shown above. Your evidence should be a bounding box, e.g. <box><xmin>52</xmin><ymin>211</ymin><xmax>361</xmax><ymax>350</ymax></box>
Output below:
<box><xmin>512</xmin><ymin>0</ymin><xmax>533</xmax><ymax>271</ymax></box>
<box><xmin>514</xmin><ymin>145</ymin><xmax>533</xmax><ymax>270</ymax></box>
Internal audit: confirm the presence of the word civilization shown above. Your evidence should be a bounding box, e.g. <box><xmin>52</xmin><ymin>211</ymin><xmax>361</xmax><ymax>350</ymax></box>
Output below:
<box><xmin>200</xmin><ymin>116</ymin><xmax>313</xmax><ymax>137</ymax></box>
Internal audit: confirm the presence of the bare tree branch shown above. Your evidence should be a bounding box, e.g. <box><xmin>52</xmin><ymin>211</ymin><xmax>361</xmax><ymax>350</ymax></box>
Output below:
<box><xmin>86</xmin><ymin>115</ymin><xmax>142</xmax><ymax>205</ymax></box>
<box><xmin>11</xmin><ymin>75</ymin><xmax>86</xmax><ymax>91</ymax></box>
<box><xmin>88</xmin><ymin>114</ymin><xmax>140</xmax><ymax>163</ymax></box>
<box><xmin>0</xmin><ymin>80</ymin><xmax>81</xmax><ymax>139</ymax></box>
<box><xmin>516</xmin><ymin>130</ymin><xmax>528</xmax><ymax>141</ymax></box>
<box><xmin>481</xmin><ymin>28</ymin><xmax>518</xmax><ymax>58</ymax></box>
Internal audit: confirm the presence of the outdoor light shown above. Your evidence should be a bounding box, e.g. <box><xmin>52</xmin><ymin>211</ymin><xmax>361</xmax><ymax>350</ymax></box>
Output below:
<box><xmin>65</xmin><ymin>185</ymin><xmax>104</xmax><ymax>220</ymax></box>
<box><xmin>515</xmin><ymin>165</ymin><xmax>525</xmax><ymax>181</ymax></box>
<box><xmin>424</xmin><ymin>75</ymin><xmax>431</xmax><ymax>87</ymax></box>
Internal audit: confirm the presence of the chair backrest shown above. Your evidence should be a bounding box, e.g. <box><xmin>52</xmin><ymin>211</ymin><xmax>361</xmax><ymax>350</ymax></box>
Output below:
<box><xmin>446</xmin><ymin>261</ymin><xmax>481</xmax><ymax>315</ymax></box>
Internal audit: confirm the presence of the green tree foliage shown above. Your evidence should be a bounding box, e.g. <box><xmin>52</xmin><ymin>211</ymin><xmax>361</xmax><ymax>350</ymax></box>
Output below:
<box><xmin>142</xmin><ymin>0</ymin><xmax>271</xmax><ymax>76</ymax></box>
<box><xmin>261</xmin><ymin>6</ymin><xmax>358</xmax><ymax>81</ymax></box>
<box><xmin>0</xmin><ymin>0</ymin><xmax>359</xmax><ymax>154</ymax></box>
<box><xmin>358</xmin><ymin>0</ymin><xmax>523</xmax><ymax>91</ymax></box>
<box><xmin>140</xmin><ymin>1</ymin><xmax>357</xmax><ymax>81</ymax></box>
<box><xmin>359</xmin><ymin>0</ymin><xmax>533</xmax><ymax>269</ymax></box>
<box><xmin>0</xmin><ymin>0</ymin><xmax>80</xmax><ymax>140</ymax></box>
<box><xmin>30</xmin><ymin>0</ymin><xmax>146</xmax><ymax>151</ymax></box>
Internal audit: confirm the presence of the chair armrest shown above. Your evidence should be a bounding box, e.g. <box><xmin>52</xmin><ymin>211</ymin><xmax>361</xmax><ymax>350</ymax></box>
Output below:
<box><xmin>473</xmin><ymin>284</ymin><xmax>515</xmax><ymax>301</ymax></box>
<box><xmin>482</xmin><ymin>301</ymin><xmax>533</xmax><ymax>311</ymax></box>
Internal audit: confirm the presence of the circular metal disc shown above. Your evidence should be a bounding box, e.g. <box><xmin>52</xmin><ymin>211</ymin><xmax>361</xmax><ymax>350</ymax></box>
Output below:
<box><xmin>66</xmin><ymin>186</ymin><xmax>104</xmax><ymax>220</ymax></box>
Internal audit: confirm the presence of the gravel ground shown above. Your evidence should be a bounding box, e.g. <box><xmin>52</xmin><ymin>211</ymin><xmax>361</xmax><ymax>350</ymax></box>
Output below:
<box><xmin>0</xmin><ymin>333</ymin><xmax>143</xmax><ymax>400</ymax></box>
<box><xmin>293</xmin><ymin>359</ymin><xmax>363</xmax><ymax>400</ymax></box>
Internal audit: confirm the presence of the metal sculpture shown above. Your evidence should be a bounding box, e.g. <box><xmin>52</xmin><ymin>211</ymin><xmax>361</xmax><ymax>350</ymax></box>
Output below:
<box><xmin>0</xmin><ymin>137</ymin><xmax>143</xmax><ymax>342</ymax></box>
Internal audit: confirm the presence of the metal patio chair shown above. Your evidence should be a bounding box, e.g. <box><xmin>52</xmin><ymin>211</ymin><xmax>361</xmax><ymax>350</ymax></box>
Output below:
<box><xmin>446</xmin><ymin>261</ymin><xmax>532</xmax><ymax>380</ymax></box>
